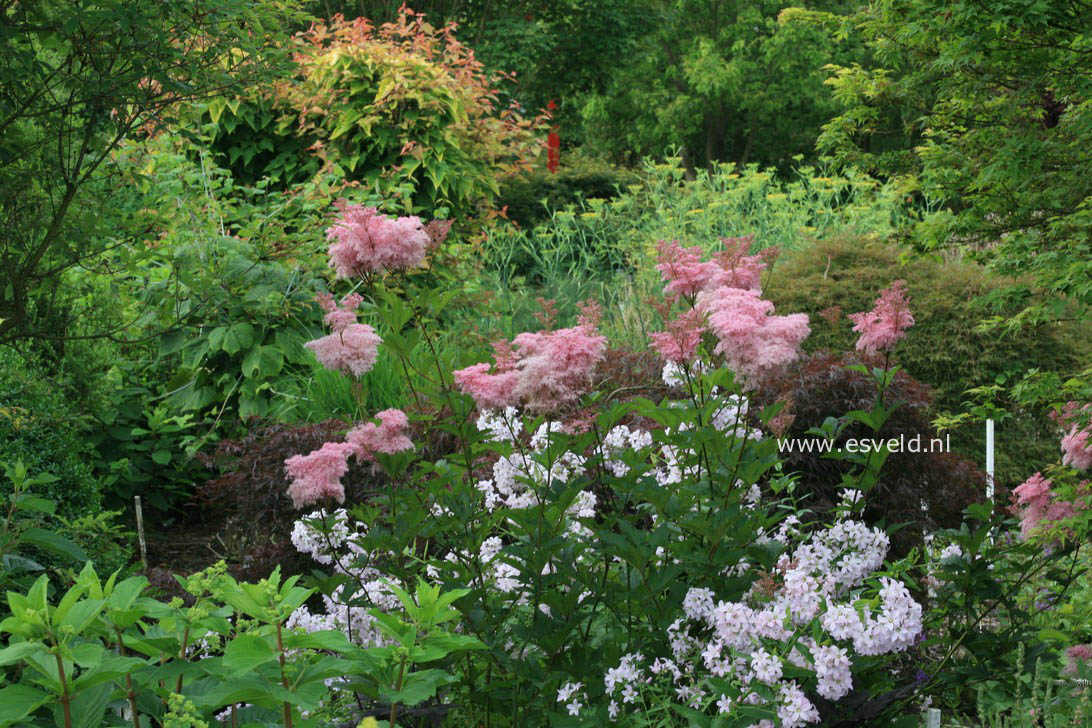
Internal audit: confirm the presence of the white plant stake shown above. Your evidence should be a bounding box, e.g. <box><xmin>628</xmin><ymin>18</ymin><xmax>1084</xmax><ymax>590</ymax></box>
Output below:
<box><xmin>986</xmin><ymin>419</ymin><xmax>995</xmax><ymax>501</ymax></box>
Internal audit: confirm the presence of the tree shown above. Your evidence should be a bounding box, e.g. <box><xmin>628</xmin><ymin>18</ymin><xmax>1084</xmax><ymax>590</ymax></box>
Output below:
<box><xmin>579</xmin><ymin>0</ymin><xmax>863</xmax><ymax>173</ymax></box>
<box><xmin>808</xmin><ymin>0</ymin><xmax>1092</xmax><ymax>326</ymax></box>
<box><xmin>0</xmin><ymin>0</ymin><xmax>304</xmax><ymax>346</ymax></box>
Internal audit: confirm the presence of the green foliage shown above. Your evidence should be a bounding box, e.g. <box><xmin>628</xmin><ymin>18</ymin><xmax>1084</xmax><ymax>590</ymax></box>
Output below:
<box><xmin>0</xmin><ymin>462</ymin><xmax>89</xmax><ymax>597</ymax></box>
<box><xmin>766</xmin><ymin>236</ymin><xmax>1091</xmax><ymax>488</ymax></box>
<box><xmin>580</xmin><ymin>0</ymin><xmax>863</xmax><ymax>171</ymax></box>
<box><xmin>473</xmin><ymin>158</ymin><xmax>905</xmax><ymax>343</ymax></box>
<box><xmin>0</xmin><ymin>560</ymin><xmax>477</xmax><ymax>728</ymax></box>
<box><xmin>813</xmin><ymin>0</ymin><xmax>1092</xmax><ymax>326</ymax></box>
<box><xmin>496</xmin><ymin>156</ymin><xmax>641</xmax><ymax>229</ymax></box>
<box><xmin>0</xmin><ymin>0</ymin><xmax>306</xmax><ymax>346</ymax></box>
<box><xmin>0</xmin><ymin>349</ymin><xmax>102</xmax><ymax>517</ymax></box>
<box><xmin>918</xmin><ymin>507</ymin><xmax>1089</xmax><ymax>722</ymax></box>
<box><xmin>103</xmin><ymin>134</ymin><xmax>334</xmax><ymax>424</ymax></box>
<box><xmin>195</xmin><ymin>9</ymin><xmax>545</xmax><ymax>221</ymax></box>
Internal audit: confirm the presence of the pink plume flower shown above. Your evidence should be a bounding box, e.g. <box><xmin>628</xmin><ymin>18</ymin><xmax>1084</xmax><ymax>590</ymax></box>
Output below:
<box><xmin>1011</xmin><ymin>472</ymin><xmax>1083</xmax><ymax>539</ymax></box>
<box><xmin>284</xmin><ymin>441</ymin><xmax>356</xmax><ymax>508</ymax></box>
<box><xmin>848</xmin><ymin>280</ymin><xmax>915</xmax><ymax>355</ymax></box>
<box><xmin>655</xmin><ymin>241</ymin><xmax>722</xmax><ymax>299</ymax></box>
<box><xmin>1065</xmin><ymin>644</ymin><xmax>1092</xmax><ymax>675</ymax></box>
<box><xmin>347</xmin><ymin>409</ymin><xmax>415</xmax><ymax>462</ymax></box>
<box><xmin>650</xmin><ymin>308</ymin><xmax>704</xmax><ymax>364</ymax></box>
<box><xmin>452</xmin><ymin>362</ymin><xmax>521</xmax><ymax>411</ymax></box>
<box><xmin>304</xmin><ymin>293</ymin><xmax>381</xmax><ymax>377</ymax></box>
<box><xmin>305</xmin><ymin>325</ymin><xmax>382</xmax><ymax>377</ymax></box>
<box><xmin>454</xmin><ymin>306</ymin><xmax>607</xmax><ymax>412</ymax></box>
<box><xmin>710</xmin><ymin>235</ymin><xmax>766</xmax><ymax>292</ymax></box>
<box><xmin>1057</xmin><ymin>402</ymin><xmax>1092</xmax><ymax>471</ymax></box>
<box><xmin>510</xmin><ymin>323</ymin><xmax>608</xmax><ymax>411</ymax></box>
<box><xmin>697</xmin><ymin>286</ymin><xmax>810</xmax><ymax>382</ymax></box>
<box><xmin>326</xmin><ymin>201</ymin><xmax>431</xmax><ymax>277</ymax></box>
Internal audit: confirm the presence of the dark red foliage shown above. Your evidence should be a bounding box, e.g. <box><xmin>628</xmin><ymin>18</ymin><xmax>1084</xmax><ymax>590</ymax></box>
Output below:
<box><xmin>753</xmin><ymin>351</ymin><xmax>986</xmax><ymax>555</ymax></box>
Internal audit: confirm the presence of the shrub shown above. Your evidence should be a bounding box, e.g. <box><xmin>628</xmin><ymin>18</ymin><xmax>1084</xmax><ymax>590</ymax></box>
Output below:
<box><xmin>197</xmin><ymin>9</ymin><xmax>546</xmax><ymax>220</ymax></box>
<box><xmin>766</xmin><ymin>236</ymin><xmax>1091</xmax><ymax>488</ymax></box>
<box><xmin>753</xmin><ymin>350</ymin><xmax>986</xmax><ymax>556</ymax></box>
<box><xmin>0</xmin><ymin>348</ymin><xmax>101</xmax><ymax>517</ymax></box>
<box><xmin>193</xmin><ymin>418</ymin><xmax>385</xmax><ymax>569</ymax></box>
<box><xmin>495</xmin><ymin>156</ymin><xmax>640</xmax><ymax>229</ymax></box>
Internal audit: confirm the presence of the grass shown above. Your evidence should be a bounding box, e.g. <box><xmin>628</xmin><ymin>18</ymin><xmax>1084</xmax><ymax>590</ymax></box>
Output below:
<box><xmin>467</xmin><ymin>157</ymin><xmax>908</xmax><ymax>345</ymax></box>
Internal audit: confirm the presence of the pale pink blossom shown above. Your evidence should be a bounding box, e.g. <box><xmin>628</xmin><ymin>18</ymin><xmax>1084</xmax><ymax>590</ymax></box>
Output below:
<box><xmin>326</xmin><ymin>201</ymin><xmax>431</xmax><ymax>277</ymax></box>
<box><xmin>655</xmin><ymin>240</ymin><xmax>722</xmax><ymax>299</ymax></box>
<box><xmin>1065</xmin><ymin>644</ymin><xmax>1092</xmax><ymax>675</ymax></box>
<box><xmin>1011</xmin><ymin>472</ymin><xmax>1082</xmax><ymax>539</ymax></box>
<box><xmin>1057</xmin><ymin>403</ymin><xmax>1092</xmax><ymax>471</ymax></box>
<box><xmin>697</xmin><ymin>286</ymin><xmax>810</xmax><ymax>381</ymax></box>
<box><xmin>284</xmin><ymin>441</ymin><xmax>356</xmax><ymax>508</ymax></box>
<box><xmin>649</xmin><ymin>308</ymin><xmax>704</xmax><ymax>364</ymax></box>
<box><xmin>710</xmin><ymin>235</ymin><xmax>766</xmax><ymax>291</ymax></box>
<box><xmin>316</xmin><ymin>292</ymin><xmax>365</xmax><ymax>333</ymax></box>
<box><xmin>454</xmin><ymin>308</ymin><xmax>607</xmax><ymax>412</ymax></box>
<box><xmin>848</xmin><ymin>280</ymin><xmax>915</xmax><ymax>355</ymax></box>
<box><xmin>304</xmin><ymin>292</ymin><xmax>382</xmax><ymax>377</ymax></box>
<box><xmin>347</xmin><ymin>409</ymin><xmax>414</xmax><ymax>462</ymax></box>
<box><xmin>305</xmin><ymin>323</ymin><xmax>381</xmax><ymax>377</ymax></box>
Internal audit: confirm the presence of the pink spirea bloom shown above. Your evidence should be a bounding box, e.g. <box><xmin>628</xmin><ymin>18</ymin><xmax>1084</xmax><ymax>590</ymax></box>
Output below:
<box><xmin>284</xmin><ymin>441</ymin><xmax>356</xmax><ymax>508</ymax></box>
<box><xmin>649</xmin><ymin>308</ymin><xmax>704</xmax><ymax>364</ymax></box>
<box><xmin>326</xmin><ymin>201</ymin><xmax>431</xmax><ymax>277</ymax></box>
<box><xmin>304</xmin><ymin>293</ymin><xmax>381</xmax><ymax>377</ymax></box>
<box><xmin>347</xmin><ymin>409</ymin><xmax>414</xmax><ymax>462</ymax></box>
<box><xmin>452</xmin><ymin>362</ymin><xmax>521</xmax><ymax>411</ymax></box>
<box><xmin>1057</xmin><ymin>402</ymin><xmax>1092</xmax><ymax>471</ymax></box>
<box><xmin>848</xmin><ymin>280</ymin><xmax>915</xmax><ymax>355</ymax></box>
<box><xmin>305</xmin><ymin>324</ymin><xmax>382</xmax><ymax>377</ymax></box>
<box><xmin>316</xmin><ymin>292</ymin><xmax>365</xmax><ymax>333</ymax></box>
<box><xmin>1065</xmin><ymin>644</ymin><xmax>1092</xmax><ymax>675</ymax></box>
<box><xmin>697</xmin><ymin>286</ymin><xmax>810</xmax><ymax>381</ymax></box>
<box><xmin>655</xmin><ymin>241</ymin><xmax>722</xmax><ymax>299</ymax></box>
<box><xmin>710</xmin><ymin>235</ymin><xmax>766</xmax><ymax>292</ymax></box>
<box><xmin>454</xmin><ymin>310</ymin><xmax>607</xmax><ymax>412</ymax></box>
<box><xmin>1011</xmin><ymin>472</ymin><xmax>1083</xmax><ymax>539</ymax></box>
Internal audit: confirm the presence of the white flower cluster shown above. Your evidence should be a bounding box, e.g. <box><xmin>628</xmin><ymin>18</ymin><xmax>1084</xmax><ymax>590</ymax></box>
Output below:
<box><xmin>474</xmin><ymin>413</ymin><xmax>592</xmax><ymax>517</ymax></box>
<box><xmin>557</xmin><ymin>681</ymin><xmax>587</xmax><ymax>716</ymax></box>
<box><xmin>287</xmin><ymin>509</ymin><xmax>403</xmax><ymax>649</ymax></box>
<box><xmin>597</xmin><ymin>425</ymin><xmax>654</xmax><ymax>477</ymax></box>
<box><xmin>601</xmin><ymin>519</ymin><xmax>923</xmax><ymax>726</ymax></box>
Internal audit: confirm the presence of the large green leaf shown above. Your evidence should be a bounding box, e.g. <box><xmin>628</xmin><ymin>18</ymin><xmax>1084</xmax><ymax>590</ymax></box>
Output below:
<box><xmin>223</xmin><ymin>634</ymin><xmax>277</xmax><ymax>675</ymax></box>
<box><xmin>19</xmin><ymin>528</ymin><xmax>87</xmax><ymax>562</ymax></box>
<box><xmin>0</xmin><ymin>684</ymin><xmax>50</xmax><ymax>722</ymax></box>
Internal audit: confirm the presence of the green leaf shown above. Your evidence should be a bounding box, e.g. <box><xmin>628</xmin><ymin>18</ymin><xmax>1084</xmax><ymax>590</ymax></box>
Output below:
<box><xmin>381</xmin><ymin>668</ymin><xmax>457</xmax><ymax>706</ymax></box>
<box><xmin>0</xmin><ymin>684</ymin><xmax>50</xmax><ymax>722</ymax></box>
<box><xmin>223</xmin><ymin>634</ymin><xmax>277</xmax><ymax>675</ymax></box>
<box><xmin>20</xmin><ymin>528</ymin><xmax>87</xmax><ymax>562</ymax></box>
<box><xmin>58</xmin><ymin>599</ymin><xmax>106</xmax><ymax>635</ymax></box>
<box><xmin>0</xmin><ymin>641</ymin><xmax>45</xmax><ymax>666</ymax></box>
<box><xmin>241</xmin><ymin>345</ymin><xmax>284</xmax><ymax>378</ymax></box>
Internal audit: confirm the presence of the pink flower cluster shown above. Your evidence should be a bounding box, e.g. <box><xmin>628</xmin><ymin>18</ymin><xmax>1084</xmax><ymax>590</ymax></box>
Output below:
<box><xmin>326</xmin><ymin>201</ymin><xmax>449</xmax><ymax>277</ymax></box>
<box><xmin>284</xmin><ymin>409</ymin><xmax>414</xmax><ymax>508</ymax></box>
<box><xmin>650</xmin><ymin>239</ymin><xmax>809</xmax><ymax>381</ymax></box>
<box><xmin>453</xmin><ymin>304</ymin><xmax>607</xmax><ymax>412</ymax></box>
<box><xmin>848</xmin><ymin>280</ymin><xmax>914</xmax><ymax>356</ymax></box>
<box><xmin>655</xmin><ymin>238</ymin><xmax>766</xmax><ymax>299</ymax></box>
<box><xmin>1056</xmin><ymin>402</ymin><xmax>1092</xmax><ymax>471</ymax></box>
<box><xmin>697</xmin><ymin>287</ymin><xmax>811</xmax><ymax>381</ymax></box>
<box><xmin>1065</xmin><ymin>644</ymin><xmax>1092</xmax><ymax>675</ymax></box>
<box><xmin>1011</xmin><ymin>472</ymin><xmax>1082</xmax><ymax>539</ymax></box>
<box><xmin>304</xmin><ymin>293</ymin><xmax>382</xmax><ymax>377</ymax></box>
